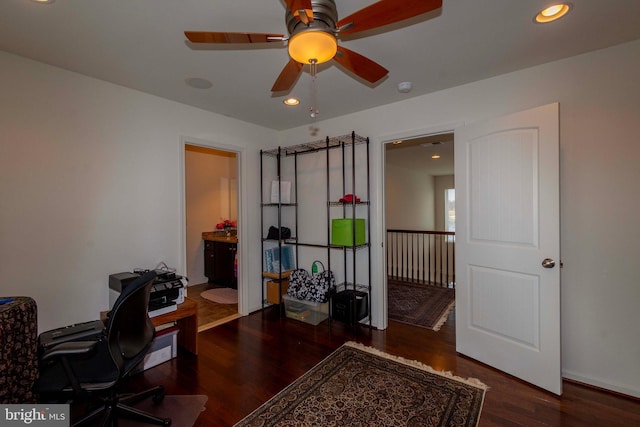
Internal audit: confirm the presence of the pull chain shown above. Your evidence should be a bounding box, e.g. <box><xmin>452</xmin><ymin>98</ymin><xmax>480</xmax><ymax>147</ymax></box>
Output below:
<box><xmin>309</xmin><ymin>59</ymin><xmax>319</xmax><ymax>118</ymax></box>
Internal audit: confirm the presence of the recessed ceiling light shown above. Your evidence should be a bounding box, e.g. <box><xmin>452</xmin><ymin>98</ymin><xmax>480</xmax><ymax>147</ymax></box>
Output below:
<box><xmin>432</xmin><ymin>154</ymin><xmax>441</xmax><ymax>159</ymax></box>
<box><xmin>185</xmin><ymin>77</ymin><xmax>212</xmax><ymax>89</ymax></box>
<box><xmin>392</xmin><ymin>140</ymin><xmax>403</xmax><ymax>145</ymax></box>
<box><xmin>32</xmin><ymin>0</ymin><xmax>55</xmax><ymax>3</ymax></box>
<box><xmin>535</xmin><ymin>3</ymin><xmax>572</xmax><ymax>23</ymax></box>
<box><xmin>283</xmin><ymin>98</ymin><xmax>300</xmax><ymax>106</ymax></box>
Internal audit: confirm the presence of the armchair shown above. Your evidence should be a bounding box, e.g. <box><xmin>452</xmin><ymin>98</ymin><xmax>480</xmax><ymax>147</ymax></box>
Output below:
<box><xmin>35</xmin><ymin>271</ymin><xmax>171</xmax><ymax>426</ymax></box>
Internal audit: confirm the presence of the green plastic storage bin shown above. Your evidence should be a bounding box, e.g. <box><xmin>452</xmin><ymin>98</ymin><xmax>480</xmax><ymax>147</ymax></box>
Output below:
<box><xmin>331</xmin><ymin>218</ymin><xmax>366</xmax><ymax>246</ymax></box>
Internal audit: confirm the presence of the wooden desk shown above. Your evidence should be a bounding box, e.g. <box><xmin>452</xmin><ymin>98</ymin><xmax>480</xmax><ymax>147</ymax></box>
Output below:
<box><xmin>151</xmin><ymin>297</ymin><xmax>198</xmax><ymax>355</ymax></box>
<box><xmin>101</xmin><ymin>297</ymin><xmax>199</xmax><ymax>355</ymax></box>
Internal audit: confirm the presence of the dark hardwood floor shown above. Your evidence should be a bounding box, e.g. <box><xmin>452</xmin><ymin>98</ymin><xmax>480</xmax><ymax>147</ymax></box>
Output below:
<box><xmin>129</xmin><ymin>306</ymin><xmax>640</xmax><ymax>427</ymax></box>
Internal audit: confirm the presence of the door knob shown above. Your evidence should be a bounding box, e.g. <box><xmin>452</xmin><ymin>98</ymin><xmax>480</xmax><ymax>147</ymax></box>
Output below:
<box><xmin>542</xmin><ymin>258</ymin><xmax>556</xmax><ymax>269</ymax></box>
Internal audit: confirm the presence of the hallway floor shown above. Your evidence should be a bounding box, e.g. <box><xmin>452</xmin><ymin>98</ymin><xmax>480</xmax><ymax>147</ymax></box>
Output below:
<box><xmin>187</xmin><ymin>283</ymin><xmax>239</xmax><ymax>331</ymax></box>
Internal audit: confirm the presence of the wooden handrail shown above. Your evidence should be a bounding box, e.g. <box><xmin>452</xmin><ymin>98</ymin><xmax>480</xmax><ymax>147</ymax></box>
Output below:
<box><xmin>387</xmin><ymin>229</ymin><xmax>455</xmax><ymax>236</ymax></box>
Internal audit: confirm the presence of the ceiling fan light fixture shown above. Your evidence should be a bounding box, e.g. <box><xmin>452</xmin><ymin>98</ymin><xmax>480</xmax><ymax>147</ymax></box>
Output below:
<box><xmin>288</xmin><ymin>30</ymin><xmax>337</xmax><ymax>64</ymax></box>
<box><xmin>535</xmin><ymin>3</ymin><xmax>572</xmax><ymax>23</ymax></box>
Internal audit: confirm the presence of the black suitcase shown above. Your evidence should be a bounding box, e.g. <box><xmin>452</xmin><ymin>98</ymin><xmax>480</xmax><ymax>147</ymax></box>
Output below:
<box><xmin>38</xmin><ymin>319</ymin><xmax>105</xmax><ymax>353</ymax></box>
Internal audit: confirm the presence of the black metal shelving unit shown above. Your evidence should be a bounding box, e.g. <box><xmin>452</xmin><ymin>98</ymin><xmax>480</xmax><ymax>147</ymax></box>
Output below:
<box><xmin>260</xmin><ymin>132</ymin><xmax>371</xmax><ymax>329</ymax></box>
<box><xmin>260</xmin><ymin>147</ymin><xmax>298</xmax><ymax>314</ymax></box>
<box><xmin>326</xmin><ymin>133</ymin><xmax>371</xmax><ymax>329</ymax></box>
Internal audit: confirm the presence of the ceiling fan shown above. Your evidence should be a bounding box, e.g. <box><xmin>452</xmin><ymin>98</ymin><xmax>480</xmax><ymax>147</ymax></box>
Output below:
<box><xmin>184</xmin><ymin>0</ymin><xmax>442</xmax><ymax>93</ymax></box>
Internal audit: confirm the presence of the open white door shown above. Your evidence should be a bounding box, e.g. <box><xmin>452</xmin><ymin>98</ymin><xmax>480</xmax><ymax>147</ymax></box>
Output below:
<box><xmin>455</xmin><ymin>103</ymin><xmax>561</xmax><ymax>394</ymax></box>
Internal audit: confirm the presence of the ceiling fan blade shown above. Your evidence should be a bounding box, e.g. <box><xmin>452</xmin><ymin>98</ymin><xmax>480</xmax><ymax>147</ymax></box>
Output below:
<box><xmin>337</xmin><ymin>0</ymin><xmax>442</xmax><ymax>36</ymax></box>
<box><xmin>185</xmin><ymin>31</ymin><xmax>284</xmax><ymax>44</ymax></box>
<box><xmin>285</xmin><ymin>0</ymin><xmax>314</xmax><ymax>24</ymax></box>
<box><xmin>272</xmin><ymin>59</ymin><xmax>304</xmax><ymax>92</ymax></box>
<box><xmin>333</xmin><ymin>46</ymin><xmax>388</xmax><ymax>84</ymax></box>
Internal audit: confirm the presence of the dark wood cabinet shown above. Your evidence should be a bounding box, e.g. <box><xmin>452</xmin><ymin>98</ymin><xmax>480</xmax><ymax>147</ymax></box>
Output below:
<box><xmin>204</xmin><ymin>240</ymin><xmax>215</xmax><ymax>279</ymax></box>
<box><xmin>204</xmin><ymin>240</ymin><xmax>237</xmax><ymax>288</ymax></box>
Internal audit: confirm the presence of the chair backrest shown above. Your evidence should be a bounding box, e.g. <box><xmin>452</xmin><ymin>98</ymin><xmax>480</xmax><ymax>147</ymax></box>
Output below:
<box><xmin>106</xmin><ymin>271</ymin><xmax>157</xmax><ymax>377</ymax></box>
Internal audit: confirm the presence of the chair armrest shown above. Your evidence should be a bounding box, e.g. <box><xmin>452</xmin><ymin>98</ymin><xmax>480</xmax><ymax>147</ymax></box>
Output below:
<box><xmin>41</xmin><ymin>340</ymin><xmax>99</xmax><ymax>363</ymax></box>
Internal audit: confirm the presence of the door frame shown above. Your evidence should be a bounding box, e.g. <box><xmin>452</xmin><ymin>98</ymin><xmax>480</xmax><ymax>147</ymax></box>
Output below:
<box><xmin>376</xmin><ymin>122</ymin><xmax>462</xmax><ymax>330</ymax></box>
<box><xmin>179</xmin><ymin>135</ymin><xmax>248</xmax><ymax>316</ymax></box>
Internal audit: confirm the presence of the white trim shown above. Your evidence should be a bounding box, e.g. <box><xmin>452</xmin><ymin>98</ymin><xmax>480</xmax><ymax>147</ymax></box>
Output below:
<box><xmin>377</xmin><ymin>122</ymin><xmax>464</xmax><ymax>146</ymax></box>
<box><xmin>179</xmin><ymin>136</ymin><xmax>249</xmax><ymax>316</ymax></box>
<box><xmin>563</xmin><ymin>370</ymin><xmax>640</xmax><ymax>399</ymax></box>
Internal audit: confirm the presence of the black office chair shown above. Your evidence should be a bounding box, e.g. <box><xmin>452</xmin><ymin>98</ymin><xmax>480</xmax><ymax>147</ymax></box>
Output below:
<box><xmin>35</xmin><ymin>271</ymin><xmax>171</xmax><ymax>426</ymax></box>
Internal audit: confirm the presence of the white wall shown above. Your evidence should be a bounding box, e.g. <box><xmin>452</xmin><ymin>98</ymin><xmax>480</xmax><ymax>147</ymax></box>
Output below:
<box><xmin>0</xmin><ymin>51</ymin><xmax>276</xmax><ymax>332</ymax></box>
<box><xmin>279</xmin><ymin>40</ymin><xmax>640</xmax><ymax>397</ymax></box>
<box><xmin>385</xmin><ymin>156</ymin><xmax>435</xmax><ymax>230</ymax></box>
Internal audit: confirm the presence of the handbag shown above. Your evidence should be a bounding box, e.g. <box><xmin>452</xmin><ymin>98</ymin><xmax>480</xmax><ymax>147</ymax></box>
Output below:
<box><xmin>287</xmin><ymin>261</ymin><xmax>335</xmax><ymax>303</ymax></box>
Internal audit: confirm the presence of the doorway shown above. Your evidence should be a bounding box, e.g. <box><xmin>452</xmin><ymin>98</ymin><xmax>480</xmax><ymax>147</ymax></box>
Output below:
<box><xmin>184</xmin><ymin>143</ymin><xmax>241</xmax><ymax>331</ymax></box>
<box><xmin>384</xmin><ymin>132</ymin><xmax>455</xmax><ymax>331</ymax></box>
<box><xmin>380</xmin><ymin>104</ymin><xmax>560</xmax><ymax>394</ymax></box>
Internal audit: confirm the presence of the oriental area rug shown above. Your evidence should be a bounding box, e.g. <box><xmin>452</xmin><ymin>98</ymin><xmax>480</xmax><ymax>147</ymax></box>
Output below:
<box><xmin>387</xmin><ymin>279</ymin><xmax>455</xmax><ymax>331</ymax></box>
<box><xmin>234</xmin><ymin>342</ymin><xmax>486</xmax><ymax>427</ymax></box>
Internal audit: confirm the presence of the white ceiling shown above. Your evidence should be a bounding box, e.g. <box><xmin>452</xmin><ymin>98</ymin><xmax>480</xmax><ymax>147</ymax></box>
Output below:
<box><xmin>2</xmin><ymin>0</ymin><xmax>639</xmax><ymax>131</ymax></box>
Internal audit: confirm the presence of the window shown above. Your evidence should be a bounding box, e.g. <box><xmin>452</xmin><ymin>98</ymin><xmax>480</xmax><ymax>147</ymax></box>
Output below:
<box><xmin>445</xmin><ymin>188</ymin><xmax>455</xmax><ymax>232</ymax></box>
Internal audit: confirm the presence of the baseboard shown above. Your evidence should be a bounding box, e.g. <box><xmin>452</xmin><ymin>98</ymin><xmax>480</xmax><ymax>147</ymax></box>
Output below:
<box><xmin>563</xmin><ymin>370</ymin><xmax>640</xmax><ymax>399</ymax></box>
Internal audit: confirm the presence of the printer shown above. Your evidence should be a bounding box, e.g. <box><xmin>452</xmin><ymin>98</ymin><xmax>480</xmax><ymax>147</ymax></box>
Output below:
<box><xmin>108</xmin><ymin>270</ymin><xmax>187</xmax><ymax>313</ymax></box>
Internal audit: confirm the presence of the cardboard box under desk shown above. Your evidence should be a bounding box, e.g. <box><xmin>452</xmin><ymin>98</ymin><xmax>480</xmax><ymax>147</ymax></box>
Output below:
<box><xmin>266</xmin><ymin>279</ymin><xmax>289</xmax><ymax>304</ymax></box>
<box><xmin>132</xmin><ymin>328</ymin><xmax>178</xmax><ymax>374</ymax></box>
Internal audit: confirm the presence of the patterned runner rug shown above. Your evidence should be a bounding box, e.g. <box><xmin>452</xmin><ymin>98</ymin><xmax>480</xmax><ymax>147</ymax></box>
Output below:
<box><xmin>388</xmin><ymin>279</ymin><xmax>455</xmax><ymax>331</ymax></box>
<box><xmin>235</xmin><ymin>342</ymin><xmax>486</xmax><ymax>427</ymax></box>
